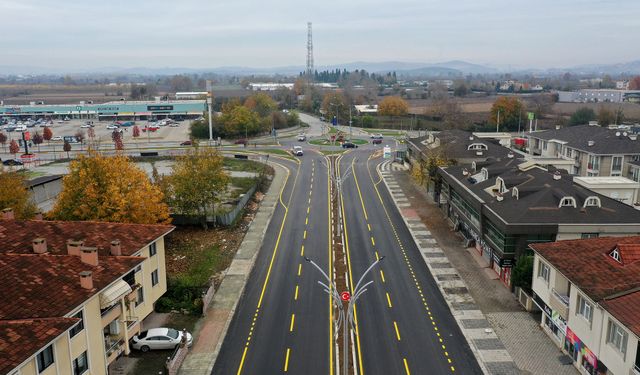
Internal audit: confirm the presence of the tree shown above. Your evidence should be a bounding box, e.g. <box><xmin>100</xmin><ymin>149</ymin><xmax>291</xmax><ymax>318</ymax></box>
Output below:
<box><xmin>629</xmin><ymin>76</ymin><xmax>640</xmax><ymax>90</ymax></box>
<box><xmin>453</xmin><ymin>82</ymin><xmax>469</xmax><ymax>97</ymax></box>
<box><xmin>166</xmin><ymin>147</ymin><xmax>229</xmax><ymax>228</ymax></box>
<box><xmin>132</xmin><ymin>125</ymin><xmax>140</xmax><ymax>139</ymax></box>
<box><xmin>170</xmin><ymin>75</ymin><xmax>194</xmax><ymax>92</ymax></box>
<box><xmin>74</xmin><ymin>130</ymin><xmax>85</xmax><ymax>145</ymax></box>
<box><xmin>219</xmin><ymin>106</ymin><xmax>261</xmax><ymax>137</ymax></box>
<box><xmin>130</xmin><ymin>83</ymin><xmax>157</xmax><ymax>100</ymax></box>
<box><xmin>87</xmin><ymin>127</ymin><xmax>95</xmax><ymax>144</ymax></box>
<box><xmin>0</xmin><ymin>133</ymin><xmax>7</xmax><ymax>152</ymax></box>
<box><xmin>378</xmin><ymin>96</ymin><xmax>409</xmax><ymax>117</ymax></box>
<box><xmin>321</xmin><ymin>91</ymin><xmax>349</xmax><ymax>123</ymax></box>
<box><xmin>0</xmin><ymin>170</ymin><xmax>37</xmax><ymax>219</ymax></box>
<box><xmin>597</xmin><ymin>106</ymin><xmax>615</xmax><ymax>126</ymax></box>
<box><xmin>32</xmin><ymin>131</ymin><xmax>44</xmax><ymax>152</ymax></box>
<box><xmin>50</xmin><ymin>151</ymin><xmax>170</xmax><ymax>224</ymax></box>
<box><xmin>9</xmin><ymin>139</ymin><xmax>19</xmax><ymax>157</ymax></box>
<box><xmin>63</xmin><ymin>140</ymin><xmax>72</xmax><ymax>159</ymax></box>
<box><xmin>489</xmin><ymin>97</ymin><xmax>525</xmax><ymax>131</ymax></box>
<box><xmin>43</xmin><ymin>127</ymin><xmax>53</xmax><ymax>144</ymax></box>
<box><xmin>244</xmin><ymin>93</ymin><xmax>277</xmax><ymax>118</ymax></box>
<box><xmin>569</xmin><ymin>107</ymin><xmax>596</xmax><ymax>126</ymax></box>
<box><xmin>112</xmin><ymin>130</ymin><xmax>124</xmax><ymax>150</ymax></box>
<box><xmin>511</xmin><ymin>255</ymin><xmax>534</xmax><ymax>294</ymax></box>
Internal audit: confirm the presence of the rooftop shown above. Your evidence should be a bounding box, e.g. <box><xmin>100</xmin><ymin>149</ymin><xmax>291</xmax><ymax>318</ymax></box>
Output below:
<box><xmin>600</xmin><ymin>291</ymin><xmax>640</xmax><ymax>338</ymax></box>
<box><xmin>409</xmin><ymin>129</ymin><xmax>512</xmax><ymax>161</ymax></box>
<box><xmin>0</xmin><ymin>220</ymin><xmax>174</xmax><ymax>257</ymax></box>
<box><xmin>528</xmin><ymin>125</ymin><xmax>640</xmax><ymax>154</ymax></box>
<box><xmin>530</xmin><ymin>236</ymin><xmax>640</xmax><ymax>301</ymax></box>
<box><xmin>0</xmin><ymin>318</ymin><xmax>79</xmax><ymax>375</ymax></box>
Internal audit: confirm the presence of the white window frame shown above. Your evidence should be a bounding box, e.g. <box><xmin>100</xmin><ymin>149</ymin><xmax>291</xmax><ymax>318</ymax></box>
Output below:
<box><xmin>36</xmin><ymin>344</ymin><xmax>55</xmax><ymax>373</ymax></box>
<box><xmin>151</xmin><ymin>269</ymin><xmax>159</xmax><ymax>287</ymax></box>
<box><xmin>467</xmin><ymin>143</ymin><xmax>488</xmax><ymax>151</ymax></box>
<box><xmin>583</xmin><ymin>197</ymin><xmax>601</xmax><ymax>208</ymax></box>
<box><xmin>588</xmin><ymin>155</ymin><xmax>600</xmax><ymax>171</ymax></box>
<box><xmin>611</xmin><ymin>155</ymin><xmax>623</xmax><ymax>176</ymax></box>
<box><xmin>607</xmin><ymin>319</ymin><xmax>628</xmax><ymax>358</ymax></box>
<box><xmin>537</xmin><ymin>260</ymin><xmax>550</xmax><ymax>284</ymax></box>
<box><xmin>577</xmin><ymin>294</ymin><xmax>593</xmax><ymax>324</ymax></box>
<box><xmin>559</xmin><ymin>197</ymin><xmax>577</xmax><ymax>208</ymax></box>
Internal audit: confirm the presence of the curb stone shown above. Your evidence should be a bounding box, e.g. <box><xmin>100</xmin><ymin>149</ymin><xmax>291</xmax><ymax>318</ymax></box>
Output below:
<box><xmin>378</xmin><ymin>160</ymin><xmax>520</xmax><ymax>375</ymax></box>
<box><xmin>178</xmin><ymin>162</ymin><xmax>288</xmax><ymax>375</ymax></box>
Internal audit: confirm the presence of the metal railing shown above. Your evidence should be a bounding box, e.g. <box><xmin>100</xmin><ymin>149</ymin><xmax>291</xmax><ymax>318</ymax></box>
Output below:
<box><xmin>551</xmin><ymin>288</ymin><xmax>570</xmax><ymax>306</ymax></box>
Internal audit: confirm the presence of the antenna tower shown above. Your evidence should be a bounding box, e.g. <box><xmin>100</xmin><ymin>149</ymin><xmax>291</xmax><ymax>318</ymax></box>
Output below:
<box><xmin>306</xmin><ymin>22</ymin><xmax>314</xmax><ymax>82</ymax></box>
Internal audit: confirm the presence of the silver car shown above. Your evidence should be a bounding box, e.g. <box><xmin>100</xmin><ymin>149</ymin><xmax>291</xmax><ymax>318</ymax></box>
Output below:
<box><xmin>131</xmin><ymin>328</ymin><xmax>193</xmax><ymax>352</ymax></box>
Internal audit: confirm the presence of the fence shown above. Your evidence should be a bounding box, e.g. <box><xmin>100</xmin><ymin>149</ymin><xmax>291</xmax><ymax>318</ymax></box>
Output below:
<box><xmin>170</xmin><ymin>184</ymin><xmax>257</xmax><ymax>227</ymax></box>
<box><xmin>201</xmin><ymin>281</ymin><xmax>216</xmax><ymax>315</ymax></box>
<box><xmin>165</xmin><ymin>338</ymin><xmax>189</xmax><ymax>375</ymax></box>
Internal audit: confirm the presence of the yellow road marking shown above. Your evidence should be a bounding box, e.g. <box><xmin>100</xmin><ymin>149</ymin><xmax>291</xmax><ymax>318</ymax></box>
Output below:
<box><xmin>327</xmin><ymin>157</ymin><xmax>334</xmax><ymax>375</ymax></box>
<box><xmin>367</xmin><ymin>223</ymin><xmax>371</xmax><ymax>231</ymax></box>
<box><xmin>290</xmin><ymin>314</ymin><xmax>296</xmax><ymax>332</ymax></box>
<box><xmin>307</xmin><ymin>207</ymin><xmax>310</xmax><ymax>214</ymax></box>
<box><xmin>386</xmin><ymin>292</ymin><xmax>392</xmax><ymax>308</ymax></box>
<box><xmin>298</xmin><ymin>263</ymin><xmax>302</xmax><ymax>276</ymax></box>
<box><xmin>237</xmin><ymin>347</ymin><xmax>249</xmax><ymax>375</ymax></box>
<box><xmin>294</xmin><ymin>285</ymin><xmax>299</xmax><ymax>300</ymax></box>
<box><xmin>284</xmin><ymin>348</ymin><xmax>291</xmax><ymax>372</ymax></box>
<box><xmin>300</xmin><ymin>245</ymin><xmax>305</xmax><ymax>256</ymax></box>
<box><xmin>380</xmin><ymin>269</ymin><xmax>386</xmax><ymax>283</ymax></box>
<box><xmin>371</xmin><ymin>237</ymin><xmax>375</xmax><ymax>246</ymax></box>
<box><xmin>403</xmin><ymin>358</ymin><xmax>411</xmax><ymax>375</ymax></box>
<box><xmin>305</xmin><ymin>217</ymin><xmax>309</xmax><ymax>225</ymax></box>
<box><xmin>375</xmin><ymin>251</ymin><xmax>379</xmax><ymax>261</ymax></box>
<box><xmin>394</xmin><ymin>321</ymin><xmax>401</xmax><ymax>341</ymax></box>
<box><xmin>303</xmin><ymin>230</ymin><xmax>307</xmax><ymax>239</ymax></box>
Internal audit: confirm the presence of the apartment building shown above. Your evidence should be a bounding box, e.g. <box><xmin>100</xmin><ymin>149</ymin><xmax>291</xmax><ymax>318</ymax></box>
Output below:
<box><xmin>531</xmin><ymin>236</ymin><xmax>640</xmax><ymax>375</ymax></box>
<box><xmin>436</xmin><ymin>157</ymin><xmax>640</xmax><ymax>287</ymax></box>
<box><xmin>0</xmin><ymin>212</ymin><xmax>174</xmax><ymax>375</ymax></box>
<box><xmin>527</xmin><ymin>125</ymin><xmax>640</xmax><ymax>177</ymax></box>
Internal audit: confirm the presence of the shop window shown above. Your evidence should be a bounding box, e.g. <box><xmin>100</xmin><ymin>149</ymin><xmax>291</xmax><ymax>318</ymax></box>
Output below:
<box><xmin>607</xmin><ymin>319</ymin><xmax>628</xmax><ymax>357</ymax></box>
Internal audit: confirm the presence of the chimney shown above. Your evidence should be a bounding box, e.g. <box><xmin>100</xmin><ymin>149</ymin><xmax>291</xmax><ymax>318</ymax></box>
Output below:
<box><xmin>80</xmin><ymin>247</ymin><xmax>99</xmax><ymax>266</ymax></box>
<box><xmin>2</xmin><ymin>208</ymin><xmax>14</xmax><ymax>220</ymax></box>
<box><xmin>67</xmin><ymin>240</ymin><xmax>84</xmax><ymax>256</ymax></box>
<box><xmin>79</xmin><ymin>271</ymin><xmax>93</xmax><ymax>290</ymax></box>
<box><xmin>34</xmin><ymin>211</ymin><xmax>43</xmax><ymax>220</ymax></box>
<box><xmin>32</xmin><ymin>238</ymin><xmax>47</xmax><ymax>254</ymax></box>
<box><xmin>110</xmin><ymin>240</ymin><xmax>122</xmax><ymax>256</ymax></box>
<box><xmin>587</xmin><ymin>140</ymin><xmax>595</xmax><ymax>147</ymax></box>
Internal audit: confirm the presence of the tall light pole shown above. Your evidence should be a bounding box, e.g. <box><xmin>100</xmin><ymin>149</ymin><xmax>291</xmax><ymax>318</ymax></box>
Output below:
<box><xmin>305</xmin><ymin>256</ymin><xmax>384</xmax><ymax>375</ymax></box>
<box><xmin>496</xmin><ymin>109</ymin><xmax>501</xmax><ymax>132</ymax></box>
<box><xmin>206</xmin><ymin>80</ymin><xmax>214</xmax><ymax>143</ymax></box>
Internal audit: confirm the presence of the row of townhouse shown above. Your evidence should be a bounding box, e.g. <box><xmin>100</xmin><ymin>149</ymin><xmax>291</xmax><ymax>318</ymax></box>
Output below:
<box><xmin>0</xmin><ymin>209</ymin><xmax>174</xmax><ymax>375</ymax></box>
<box><xmin>434</xmin><ymin>157</ymin><xmax>640</xmax><ymax>287</ymax></box>
<box><xmin>531</xmin><ymin>236</ymin><xmax>640</xmax><ymax>375</ymax></box>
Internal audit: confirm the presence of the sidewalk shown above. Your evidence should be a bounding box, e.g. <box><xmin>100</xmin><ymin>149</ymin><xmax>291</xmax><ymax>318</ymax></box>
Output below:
<box><xmin>178</xmin><ymin>162</ymin><xmax>287</xmax><ymax>375</ymax></box>
<box><xmin>386</xmin><ymin>164</ymin><xmax>577</xmax><ymax>375</ymax></box>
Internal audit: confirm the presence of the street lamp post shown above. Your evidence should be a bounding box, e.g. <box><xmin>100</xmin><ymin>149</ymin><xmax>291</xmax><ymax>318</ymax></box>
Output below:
<box><xmin>206</xmin><ymin>80</ymin><xmax>214</xmax><ymax>144</ymax></box>
<box><xmin>305</xmin><ymin>256</ymin><xmax>384</xmax><ymax>375</ymax></box>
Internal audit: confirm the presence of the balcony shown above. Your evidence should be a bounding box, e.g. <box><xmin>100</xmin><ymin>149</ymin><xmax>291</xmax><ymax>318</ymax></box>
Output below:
<box><xmin>632</xmin><ymin>364</ymin><xmax>640</xmax><ymax>375</ymax></box>
<box><xmin>126</xmin><ymin>319</ymin><xmax>140</xmax><ymax>337</ymax></box>
<box><xmin>549</xmin><ymin>288</ymin><xmax>570</xmax><ymax>320</ymax></box>
<box><xmin>105</xmin><ymin>336</ymin><xmax>125</xmax><ymax>364</ymax></box>
<box><xmin>101</xmin><ymin>303</ymin><xmax>122</xmax><ymax>327</ymax></box>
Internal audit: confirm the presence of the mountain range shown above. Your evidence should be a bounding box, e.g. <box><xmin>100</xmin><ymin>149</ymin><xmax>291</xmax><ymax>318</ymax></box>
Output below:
<box><xmin>1</xmin><ymin>60</ymin><xmax>640</xmax><ymax>77</ymax></box>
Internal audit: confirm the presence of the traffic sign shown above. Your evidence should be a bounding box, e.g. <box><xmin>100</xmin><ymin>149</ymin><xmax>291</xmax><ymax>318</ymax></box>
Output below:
<box><xmin>76</xmin><ymin>106</ymin><xmax>82</xmax><ymax>111</ymax></box>
<box><xmin>527</xmin><ymin>112</ymin><xmax>534</xmax><ymax>120</ymax></box>
<box><xmin>340</xmin><ymin>291</ymin><xmax>351</xmax><ymax>301</ymax></box>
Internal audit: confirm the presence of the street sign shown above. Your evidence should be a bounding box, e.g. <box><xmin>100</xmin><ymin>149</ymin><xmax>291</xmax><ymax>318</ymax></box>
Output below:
<box><xmin>340</xmin><ymin>291</ymin><xmax>351</xmax><ymax>301</ymax></box>
<box><xmin>383</xmin><ymin>146</ymin><xmax>391</xmax><ymax>159</ymax></box>
<box><xmin>527</xmin><ymin>112</ymin><xmax>534</xmax><ymax>120</ymax></box>
<box><xmin>332</xmin><ymin>116</ymin><xmax>337</xmax><ymax>126</ymax></box>
<box><xmin>76</xmin><ymin>106</ymin><xmax>82</xmax><ymax>111</ymax></box>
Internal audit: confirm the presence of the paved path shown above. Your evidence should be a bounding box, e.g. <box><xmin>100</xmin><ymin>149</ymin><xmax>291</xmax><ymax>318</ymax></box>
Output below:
<box><xmin>384</xmin><ymin>161</ymin><xmax>578</xmax><ymax>375</ymax></box>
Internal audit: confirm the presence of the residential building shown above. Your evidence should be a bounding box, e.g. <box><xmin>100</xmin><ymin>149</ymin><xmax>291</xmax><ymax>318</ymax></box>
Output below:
<box><xmin>436</xmin><ymin>157</ymin><xmax>640</xmax><ymax>287</ymax></box>
<box><xmin>0</xmin><ymin>213</ymin><xmax>174</xmax><ymax>375</ymax></box>
<box><xmin>616</xmin><ymin>81</ymin><xmax>630</xmax><ymax>90</ymax></box>
<box><xmin>354</xmin><ymin>104</ymin><xmax>378</xmax><ymax>115</ymax></box>
<box><xmin>531</xmin><ymin>236</ymin><xmax>640</xmax><ymax>375</ymax></box>
<box><xmin>573</xmin><ymin>176</ymin><xmax>640</xmax><ymax>207</ymax></box>
<box><xmin>527</xmin><ymin>125</ymin><xmax>640</xmax><ymax>177</ymax></box>
<box><xmin>557</xmin><ymin>89</ymin><xmax>640</xmax><ymax>103</ymax></box>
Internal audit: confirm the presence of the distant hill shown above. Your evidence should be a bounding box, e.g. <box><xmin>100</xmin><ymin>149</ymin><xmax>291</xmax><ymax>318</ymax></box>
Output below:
<box><xmin>567</xmin><ymin>60</ymin><xmax>640</xmax><ymax>75</ymax></box>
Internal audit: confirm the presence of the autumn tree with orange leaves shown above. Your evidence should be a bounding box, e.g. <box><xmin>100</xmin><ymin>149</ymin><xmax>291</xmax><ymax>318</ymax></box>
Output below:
<box><xmin>50</xmin><ymin>151</ymin><xmax>170</xmax><ymax>224</ymax></box>
<box><xmin>490</xmin><ymin>97</ymin><xmax>525</xmax><ymax>131</ymax></box>
<box><xmin>378</xmin><ymin>96</ymin><xmax>409</xmax><ymax>117</ymax></box>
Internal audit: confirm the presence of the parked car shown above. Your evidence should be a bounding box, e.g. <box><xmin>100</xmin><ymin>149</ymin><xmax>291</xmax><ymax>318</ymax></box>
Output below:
<box><xmin>80</xmin><ymin>124</ymin><xmax>92</xmax><ymax>128</ymax></box>
<box><xmin>131</xmin><ymin>328</ymin><xmax>193</xmax><ymax>352</ymax></box>
<box><xmin>291</xmin><ymin>146</ymin><xmax>304</xmax><ymax>156</ymax></box>
<box><xmin>3</xmin><ymin>159</ymin><xmax>23</xmax><ymax>166</ymax></box>
<box><xmin>297</xmin><ymin>134</ymin><xmax>307</xmax><ymax>141</ymax></box>
<box><xmin>180</xmin><ymin>140</ymin><xmax>192</xmax><ymax>146</ymax></box>
<box><xmin>106</xmin><ymin>124</ymin><xmax>119</xmax><ymax>130</ymax></box>
<box><xmin>51</xmin><ymin>136</ymin><xmax>63</xmax><ymax>141</ymax></box>
<box><xmin>372</xmin><ymin>138</ymin><xmax>382</xmax><ymax>145</ymax></box>
<box><xmin>342</xmin><ymin>142</ymin><xmax>358</xmax><ymax>149</ymax></box>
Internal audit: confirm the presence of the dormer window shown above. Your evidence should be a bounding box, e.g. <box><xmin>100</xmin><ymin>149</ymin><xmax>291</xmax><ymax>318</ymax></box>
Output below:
<box><xmin>609</xmin><ymin>247</ymin><xmax>622</xmax><ymax>263</ymax></box>
<box><xmin>512</xmin><ymin>187</ymin><xmax>519</xmax><ymax>199</ymax></box>
<box><xmin>559</xmin><ymin>197</ymin><xmax>577</xmax><ymax>208</ymax></box>
<box><xmin>467</xmin><ymin>143</ymin><xmax>488</xmax><ymax>151</ymax></box>
<box><xmin>584</xmin><ymin>197</ymin><xmax>601</xmax><ymax>208</ymax></box>
<box><xmin>481</xmin><ymin>168</ymin><xmax>488</xmax><ymax>181</ymax></box>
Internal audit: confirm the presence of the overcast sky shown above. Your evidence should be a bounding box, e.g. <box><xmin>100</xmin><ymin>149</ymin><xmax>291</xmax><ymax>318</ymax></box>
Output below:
<box><xmin>1</xmin><ymin>0</ymin><xmax>638</xmax><ymax>70</ymax></box>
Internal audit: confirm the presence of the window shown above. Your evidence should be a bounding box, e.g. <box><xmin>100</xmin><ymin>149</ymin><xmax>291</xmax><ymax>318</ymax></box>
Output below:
<box><xmin>588</xmin><ymin>155</ymin><xmax>600</xmax><ymax>171</ymax></box>
<box><xmin>123</xmin><ymin>270</ymin><xmax>136</xmax><ymax>286</ymax></box>
<box><xmin>581</xmin><ymin>233</ymin><xmax>599</xmax><ymax>239</ymax></box>
<box><xmin>610</xmin><ymin>248</ymin><xmax>622</xmax><ymax>263</ymax></box>
<box><xmin>543</xmin><ymin>141</ymin><xmax>548</xmax><ymax>151</ymax></box>
<box><xmin>73</xmin><ymin>351</ymin><xmax>89</xmax><ymax>375</ymax></box>
<box><xmin>607</xmin><ymin>319</ymin><xmax>628</xmax><ymax>357</ymax></box>
<box><xmin>136</xmin><ymin>286</ymin><xmax>144</xmax><ymax>306</ymax></box>
<box><xmin>467</xmin><ymin>143</ymin><xmax>487</xmax><ymax>151</ymax></box>
<box><xmin>611</xmin><ymin>156</ymin><xmax>623</xmax><ymax>176</ymax></box>
<box><xmin>584</xmin><ymin>197</ymin><xmax>601</xmax><ymax>208</ymax></box>
<box><xmin>560</xmin><ymin>197</ymin><xmax>576</xmax><ymax>208</ymax></box>
<box><xmin>69</xmin><ymin>310</ymin><xmax>84</xmax><ymax>338</ymax></box>
<box><xmin>151</xmin><ymin>269</ymin><xmax>159</xmax><ymax>286</ymax></box>
<box><xmin>630</xmin><ymin>167</ymin><xmax>640</xmax><ymax>182</ymax></box>
<box><xmin>149</xmin><ymin>242</ymin><xmax>157</xmax><ymax>257</ymax></box>
<box><xmin>538</xmin><ymin>261</ymin><xmax>550</xmax><ymax>283</ymax></box>
<box><xmin>36</xmin><ymin>345</ymin><xmax>54</xmax><ymax>373</ymax></box>
<box><xmin>577</xmin><ymin>295</ymin><xmax>593</xmax><ymax>323</ymax></box>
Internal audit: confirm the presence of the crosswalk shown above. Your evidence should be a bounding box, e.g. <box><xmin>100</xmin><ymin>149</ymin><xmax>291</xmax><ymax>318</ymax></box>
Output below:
<box><xmin>380</xmin><ymin>160</ymin><xmax>409</xmax><ymax>172</ymax></box>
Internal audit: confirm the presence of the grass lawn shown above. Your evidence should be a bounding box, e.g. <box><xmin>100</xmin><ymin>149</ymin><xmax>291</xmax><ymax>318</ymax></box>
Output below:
<box><xmin>361</xmin><ymin>129</ymin><xmax>406</xmax><ymax>136</ymax></box>
<box><xmin>228</xmin><ymin>177</ymin><xmax>257</xmax><ymax>199</ymax></box>
<box><xmin>328</xmin><ymin>127</ymin><xmax>338</xmax><ymax>134</ymax></box>
<box><xmin>223</xmin><ymin>157</ymin><xmax>264</xmax><ymax>173</ymax></box>
<box><xmin>259</xmin><ymin>149</ymin><xmax>296</xmax><ymax>160</ymax></box>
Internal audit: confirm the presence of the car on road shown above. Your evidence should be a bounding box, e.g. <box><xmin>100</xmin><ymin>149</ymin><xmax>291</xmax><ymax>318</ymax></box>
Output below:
<box><xmin>342</xmin><ymin>142</ymin><xmax>358</xmax><ymax>149</ymax></box>
<box><xmin>180</xmin><ymin>140</ymin><xmax>192</xmax><ymax>146</ymax></box>
<box><xmin>2</xmin><ymin>159</ymin><xmax>23</xmax><ymax>166</ymax></box>
<box><xmin>234</xmin><ymin>139</ymin><xmax>247</xmax><ymax>145</ymax></box>
<box><xmin>106</xmin><ymin>124</ymin><xmax>119</xmax><ymax>130</ymax></box>
<box><xmin>51</xmin><ymin>136</ymin><xmax>63</xmax><ymax>141</ymax></box>
<box><xmin>131</xmin><ymin>328</ymin><xmax>193</xmax><ymax>352</ymax></box>
<box><xmin>291</xmin><ymin>146</ymin><xmax>304</xmax><ymax>156</ymax></box>
<box><xmin>80</xmin><ymin>124</ymin><xmax>92</xmax><ymax>128</ymax></box>
<box><xmin>372</xmin><ymin>138</ymin><xmax>382</xmax><ymax>145</ymax></box>
<box><xmin>370</xmin><ymin>133</ymin><xmax>383</xmax><ymax>139</ymax></box>
<box><xmin>297</xmin><ymin>134</ymin><xmax>306</xmax><ymax>141</ymax></box>
<box><xmin>169</xmin><ymin>122</ymin><xmax>180</xmax><ymax>127</ymax></box>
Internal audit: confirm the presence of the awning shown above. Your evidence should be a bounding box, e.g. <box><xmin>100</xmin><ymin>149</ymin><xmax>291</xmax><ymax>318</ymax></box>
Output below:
<box><xmin>100</xmin><ymin>280</ymin><xmax>132</xmax><ymax>309</ymax></box>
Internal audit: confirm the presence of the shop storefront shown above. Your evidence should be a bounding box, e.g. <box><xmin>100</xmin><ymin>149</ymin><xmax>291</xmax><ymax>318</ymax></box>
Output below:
<box><xmin>564</xmin><ymin>327</ymin><xmax>603</xmax><ymax>375</ymax></box>
<box><xmin>533</xmin><ymin>293</ymin><xmax>567</xmax><ymax>344</ymax></box>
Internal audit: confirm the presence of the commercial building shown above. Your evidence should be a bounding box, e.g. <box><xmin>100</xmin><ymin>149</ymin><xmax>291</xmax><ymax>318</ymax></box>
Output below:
<box><xmin>248</xmin><ymin>83</ymin><xmax>294</xmax><ymax>91</ymax></box>
<box><xmin>531</xmin><ymin>236</ymin><xmax>640</xmax><ymax>375</ymax></box>
<box><xmin>0</xmin><ymin>212</ymin><xmax>174</xmax><ymax>375</ymax></box>
<box><xmin>527</xmin><ymin>125</ymin><xmax>640</xmax><ymax>177</ymax></box>
<box><xmin>435</xmin><ymin>157</ymin><xmax>640</xmax><ymax>287</ymax></box>
<box><xmin>174</xmin><ymin>92</ymin><xmax>207</xmax><ymax>100</ymax></box>
<box><xmin>558</xmin><ymin>89</ymin><xmax>640</xmax><ymax>103</ymax></box>
<box><xmin>0</xmin><ymin>100</ymin><xmax>206</xmax><ymax>121</ymax></box>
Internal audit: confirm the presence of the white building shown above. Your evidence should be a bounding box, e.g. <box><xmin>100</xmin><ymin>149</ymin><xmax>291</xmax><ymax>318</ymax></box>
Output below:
<box><xmin>248</xmin><ymin>83</ymin><xmax>294</xmax><ymax>91</ymax></box>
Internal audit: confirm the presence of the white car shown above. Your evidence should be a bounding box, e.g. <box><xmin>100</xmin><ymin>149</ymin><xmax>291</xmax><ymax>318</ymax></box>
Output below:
<box><xmin>297</xmin><ymin>134</ymin><xmax>306</xmax><ymax>141</ymax></box>
<box><xmin>106</xmin><ymin>124</ymin><xmax>119</xmax><ymax>130</ymax></box>
<box><xmin>80</xmin><ymin>124</ymin><xmax>92</xmax><ymax>128</ymax></box>
<box><xmin>131</xmin><ymin>328</ymin><xmax>193</xmax><ymax>352</ymax></box>
<box><xmin>291</xmin><ymin>146</ymin><xmax>304</xmax><ymax>156</ymax></box>
<box><xmin>51</xmin><ymin>136</ymin><xmax>63</xmax><ymax>141</ymax></box>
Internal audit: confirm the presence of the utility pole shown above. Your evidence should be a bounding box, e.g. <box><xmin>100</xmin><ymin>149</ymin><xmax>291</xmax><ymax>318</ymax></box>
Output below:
<box><xmin>206</xmin><ymin>80</ymin><xmax>214</xmax><ymax>143</ymax></box>
<box><xmin>496</xmin><ymin>110</ymin><xmax>500</xmax><ymax>132</ymax></box>
<box><xmin>349</xmin><ymin>106</ymin><xmax>352</xmax><ymax>140</ymax></box>
<box><xmin>306</xmin><ymin>22</ymin><xmax>314</xmax><ymax>84</ymax></box>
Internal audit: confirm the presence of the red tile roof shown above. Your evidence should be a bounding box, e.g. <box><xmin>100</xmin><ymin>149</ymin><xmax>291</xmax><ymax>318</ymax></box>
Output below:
<box><xmin>0</xmin><ymin>220</ymin><xmax>174</xmax><ymax>257</ymax></box>
<box><xmin>0</xmin><ymin>318</ymin><xmax>79</xmax><ymax>375</ymax></box>
<box><xmin>0</xmin><ymin>253</ymin><xmax>143</xmax><ymax>320</ymax></box>
<box><xmin>530</xmin><ymin>236</ymin><xmax>640</xmax><ymax>301</ymax></box>
<box><xmin>601</xmin><ymin>291</ymin><xmax>640</xmax><ymax>338</ymax></box>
